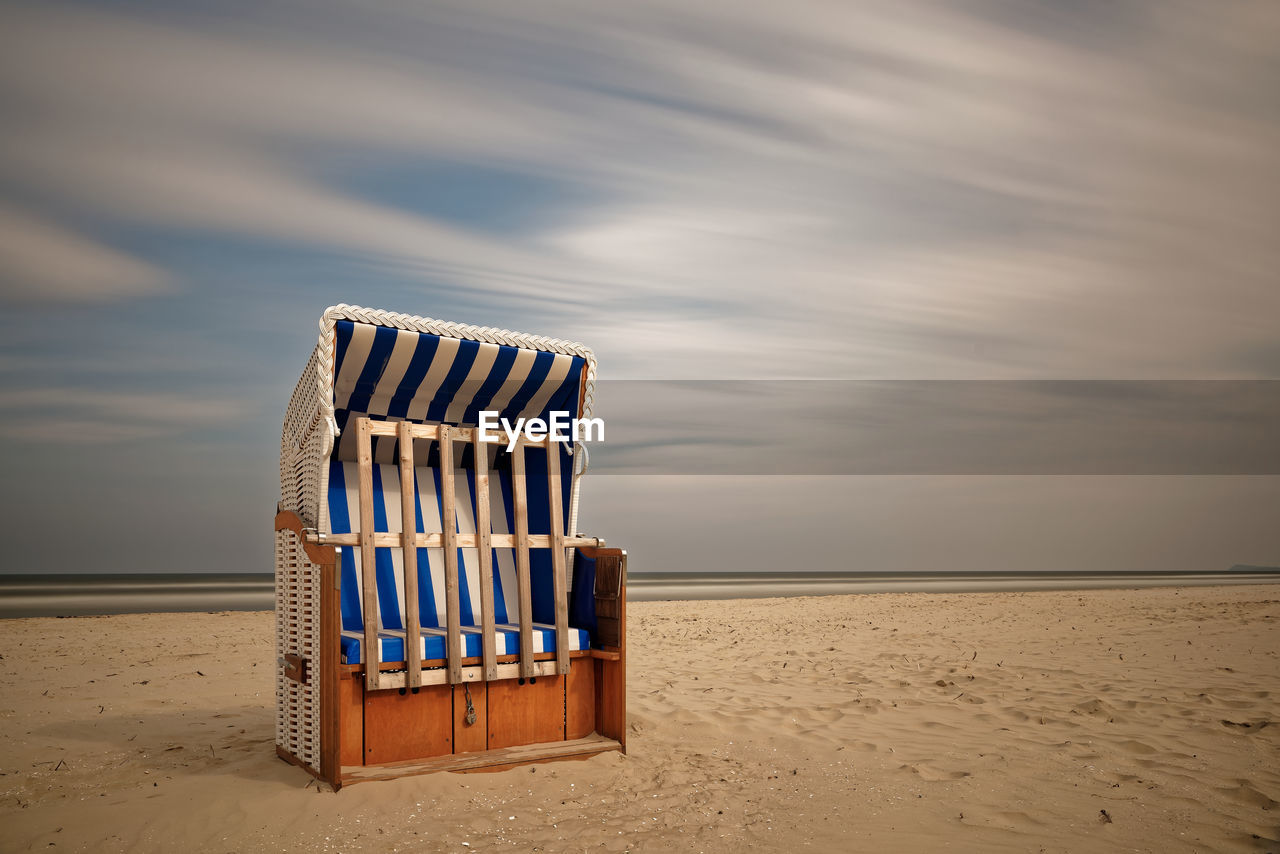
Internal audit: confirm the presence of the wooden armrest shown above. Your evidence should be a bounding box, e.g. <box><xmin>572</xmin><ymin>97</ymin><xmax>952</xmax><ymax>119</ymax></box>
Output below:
<box><xmin>577</xmin><ymin>546</ymin><xmax>626</xmax><ymax>649</ymax></box>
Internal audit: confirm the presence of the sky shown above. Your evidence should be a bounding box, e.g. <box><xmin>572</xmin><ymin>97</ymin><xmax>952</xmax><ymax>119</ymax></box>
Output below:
<box><xmin>0</xmin><ymin>0</ymin><xmax>1277</xmax><ymax>575</ymax></box>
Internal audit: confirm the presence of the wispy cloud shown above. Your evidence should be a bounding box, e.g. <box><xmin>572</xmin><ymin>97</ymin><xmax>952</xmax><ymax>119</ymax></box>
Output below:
<box><xmin>2</xmin><ymin>1</ymin><xmax>1276</xmax><ymax>377</ymax></box>
<box><xmin>0</xmin><ymin>204</ymin><xmax>169</xmax><ymax>302</ymax></box>
<box><xmin>0</xmin><ymin>387</ymin><xmax>250</xmax><ymax>443</ymax></box>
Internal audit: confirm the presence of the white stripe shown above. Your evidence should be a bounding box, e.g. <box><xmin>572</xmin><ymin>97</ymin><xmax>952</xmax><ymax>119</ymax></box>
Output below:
<box><xmin>494</xmin><ymin>623</ymin><xmax>582</xmax><ymax>652</ymax></box>
<box><xmin>366</xmin><ymin>329</ymin><xmax>420</xmax><ymax>417</ymax></box>
<box><xmin>373</xmin><ymin>434</ymin><xmax>397</xmax><ymax>464</ymax></box>
<box><xmin>379</xmin><ymin>464</ymin><xmax>407</xmax><ymax>630</ymax></box>
<box><xmin>373</xmin><ymin>628</ymin><xmax>429</xmax><ymax>659</ymax></box>
<box><xmin>332</xmin><ymin>322</ymin><xmax>377</xmax><ymax>412</ymax></box>
<box><xmin>489</xmin><ymin>471</ymin><xmax>519</xmax><ymax>622</ymax></box>
<box><xmin>452</xmin><ymin>468</ymin><xmax>481</xmax><ymax>624</ymax></box>
<box><xmin>517</xmin><ymin>353</ymin><xmax>574</xmax><ymax>420</ymax></box>
<box><xmin>414</xmin><ymin>466</ymin><xmax>447</xmax><ymax>626</ymax></box>
<box><xmin>336</xmin><ymin>412</ymin><xmax>364</xmax><ymax>461</ymax></box>
<box><xmin>444</xmin><ymin>342</ymin><xmax>501</xmax><ymax>424</ymax></box>
<box><xmin>405</xmin><ymin>336</ymin><xmax>461</xmax><ymax>421</ymax></box>
<box><xmin>485</xmin><ymin>348</ymin><xmax>538</xmax><ymax>415</ymax></box>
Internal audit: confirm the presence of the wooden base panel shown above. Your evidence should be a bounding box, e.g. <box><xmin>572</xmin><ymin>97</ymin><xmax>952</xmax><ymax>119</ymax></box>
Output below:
<box><xmin>364</xmin><ymin>683</ymin><xmax>452</xmax><ymax>764</ymax></box>
<box><xmin>566</xmin><ymin>658</ymin><xmax>596</xmax><ymax>740</ymax></box>
<box><xmin>339</xmin><ymin>734</ymin><xmax>621</xmax><ymax>784</ymax></box>
<box><xmin>453</xmin><ymin>681</ymin><xmax>488</xmax><ymax>754</ymax></box>
<box><xmin>277</xmin><ymin>510</ymin><xmax>628</xmax><ymax>787</ymax></box>
<box><xmin>338</xmin><ymin>676</ymin><xmax>363</xmax><ymax>767</ymax></box>
<box><xmin>487</xmin><ymin>675</ymin><xmax>564</xmax><ymax>749</ymax></box>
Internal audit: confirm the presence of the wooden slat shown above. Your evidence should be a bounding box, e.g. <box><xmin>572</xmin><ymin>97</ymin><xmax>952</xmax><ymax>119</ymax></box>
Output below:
<box><xmin>472</xmin><ymin>433</ymin><xmax>498</xmax><ymax>681</ymax></box>
<box><xmin>342</xmin><ymin>648</ymin><xmax>592</xmax><ymax>673</ymax></box>
<box><xmin>321</xmin><ymin>557</ymin><xmax>343</xmax><ymax>783</ymax></box>
<box><xmin>357</xmin><ymin>418</ymin><xmax>380</xmax><ymax>693</ymax></box>
<box><xmin>364</xmin><ymin>419</ymin><xmax>399</xmax><ymax>437</ymax></box>
<box><xmin>511</xmin><ymin>444</ymin><xmax>535</xmax><ymax>678</ymax></box>
<box><xmin>397</xmin><ymin>421</ymin><xmax>422</xmax><ymax>689</ymax></box>
<box><xmin>544</xmin><ymin>444</ymin><xmax>570</xmax><ymax>675</ymax></box>
<box><xmin>339</xmin><ymin>733</ymin><xmax>622</xmax><ymax>783</ymax></box>
<box><xmin>438</xmin><ymin>425</ymin><xmax>462</xmax><ymax>685</ymax></box>
<box><xmin>365</xmin><ymin>420</ymin><xmax>556</xmax><ymax>448</ymax></box>
<box><xmin>315</xmin><ymin>532</ymin><xmax>604</xmax><ymax>550</ymax></box>
<box><xmin>367</xmin><ymin>657</ymin><xmax>563</xmax><ymax>690</ymax></box>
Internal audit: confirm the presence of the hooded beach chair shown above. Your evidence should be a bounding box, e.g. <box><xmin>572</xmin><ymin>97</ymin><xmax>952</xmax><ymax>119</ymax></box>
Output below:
<box><xmin>275</xmin><ymin>305</ymin><xmax>626</xmax><ymax>787</ymax></box>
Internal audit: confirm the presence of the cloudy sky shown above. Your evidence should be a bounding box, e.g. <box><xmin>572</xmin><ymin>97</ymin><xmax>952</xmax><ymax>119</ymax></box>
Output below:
<box><xmin>1</xmin><ymin>0</ymin><xmax>1277</xmax><ymax>575</ymax></box>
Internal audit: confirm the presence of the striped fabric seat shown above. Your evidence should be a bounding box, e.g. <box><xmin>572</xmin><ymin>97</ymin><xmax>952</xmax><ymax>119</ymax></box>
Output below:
<box><xmin>328</xmin><ymin>460</ymin><xmax>591</xmax><ymax>665</ymax></box>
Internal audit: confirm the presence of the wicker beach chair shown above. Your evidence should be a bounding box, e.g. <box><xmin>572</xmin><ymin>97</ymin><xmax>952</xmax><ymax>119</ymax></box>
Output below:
<box><xmin>275</xmin><ymin>305</ymin><xmax>626</xmax><ymax>787</ymax></box>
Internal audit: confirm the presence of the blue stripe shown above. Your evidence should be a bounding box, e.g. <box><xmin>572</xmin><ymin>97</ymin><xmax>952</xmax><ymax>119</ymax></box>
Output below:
<box><xmin>387</xmin><ymin>333</ymin><xmax>441</xmax><ymax>420</ymax></box>
<box><xmin>425</xmin><ymin>339</ymin><xmax>479</xmax><ymax>423</ymax></box>
<box><xmin>502</xmin><ymin>350</ymin><xmax>555</xmax><ymax>421</ymax></box>
<box><xmin>523</xmin><ymin>446</ymin><xmax>555</xmax><ymax>625</ymax></box>
<box><xmin>462</xmin><ymin>345</ymin><xmax>519</xmax><ymax>424</ymax></box>
<box><xmin>333</xmin><ymin>321</ymin><xmax>355</xmax><ymax>387</ymax></box>
<box><xmin>542</xmin><ymin>355</ymin><xmax>586</xmax><ymax>419</ymax></box>
<box><xmin>523</xmin><ymin>443</ymin><xmax>578</xmax><ymax>626</ymax></box>
<box><xmin>569</xmin><ymin>550</ymin><xmax>598</xmax><ymax>640</ymax></box>
<box><xmin>327</xmin><ymin>462</ymin><xmax>363</xmax><ymax>632</ymax></box>
<box><xmin>345</xmin><ymin>325</ymin><xmax>399</xmax><ymax>415</ymax></box>
<box><xmin>540</xmin><ymin>357</ymin><xmax>582</xmax><ymax>525</ymax></box>
<box><xmin>525</xmin><ymin>355</ymin><xmax>584</xmax><ymax>421</ymax></box>
<box><xmin>333</xmin><ymin>408</ymin><xmax>353</xmax><ymax>437</ymax></box>
<box><xmin>370</xmin><ymin>466</ymin><xmax>403</xmax><ymax>630</ymax></box>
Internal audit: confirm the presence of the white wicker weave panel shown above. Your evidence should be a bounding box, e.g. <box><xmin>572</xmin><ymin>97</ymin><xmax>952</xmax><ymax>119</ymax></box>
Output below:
<box><xmin>280</xmin><ymin>349</ymin><xmax>323</xmax><ymax>523</ymax></box>
<box><xmin>301</xmin><ymin>427</ymin><xmax>326</xmax><ymax>532</ymax></box>
<box><xmin>274</xmin><ymin>531</ymin><xmax>287</xmax><ymax>753</ymax></box>
<box><xmin>274</xmin><ymin>527</ymin><xmax>321</xmax><ymax>772</ymax></box>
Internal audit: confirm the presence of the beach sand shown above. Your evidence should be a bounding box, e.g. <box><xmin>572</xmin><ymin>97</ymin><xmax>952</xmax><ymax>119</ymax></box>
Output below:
<box><xmin>1</xmin><ymin>585</ymin><xmax>1277</xmax><ymax>853</ymax></box>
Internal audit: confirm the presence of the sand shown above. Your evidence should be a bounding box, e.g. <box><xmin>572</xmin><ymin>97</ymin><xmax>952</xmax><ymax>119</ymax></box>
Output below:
<box><xmin>1</xmin><ymin>585</ymin><xmax>1277</xmax><ymax>853</ymax></box>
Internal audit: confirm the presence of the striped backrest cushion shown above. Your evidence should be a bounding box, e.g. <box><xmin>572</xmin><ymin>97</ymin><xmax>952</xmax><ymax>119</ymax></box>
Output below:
<box><xmin>327</xmin><ymin>457</ymin><xmax>563</xmax><ymax>634</ymax></box>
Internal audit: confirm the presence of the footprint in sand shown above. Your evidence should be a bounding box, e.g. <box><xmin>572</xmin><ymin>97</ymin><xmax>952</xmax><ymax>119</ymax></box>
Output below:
<box><xmin>1221</xmin><ymin>780</ymin><xmax>1280</xmax><ymax>811</ymax></box>
<box><xmin>1070</xmin><ymin>697</ymin><xmax>1118</xmax><ymax>717</ymax></box>
<box><xmin>1112</xmin><ymin>738</ymin><xmax>1158</xmax><ymax>755</ymax></box>
<box><xmin>956</xmin><ymin>807</ymin><xmax>1043</xmax><ymax>831</ymax></box>
<box><xmin>898</xmin><ymin>762</ymin><xmax>971</xmax><ymax>782</ymax></box>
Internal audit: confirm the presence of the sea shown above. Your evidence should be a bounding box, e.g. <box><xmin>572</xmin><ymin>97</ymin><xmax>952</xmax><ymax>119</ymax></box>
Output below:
<box><xmin>1</xmin><ymin>567</ymin><xmax>1277</xmax><ymax>619</ymax></box>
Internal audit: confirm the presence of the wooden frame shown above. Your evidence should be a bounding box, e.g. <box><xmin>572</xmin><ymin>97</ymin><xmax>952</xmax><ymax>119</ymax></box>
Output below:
<box><xmin>343</xmin><ymin>418</ymin><xmax>599</xmax><ymax>692</ymax></box>
<box><xmin>275</xmin><ymin>308</ymin><xmax>625</xmax><ymax>787</ymax></box>
<box><xmin>274</xmin><ymin>431</ymin><xmax>626</xmax><ymax>788</ymax></box>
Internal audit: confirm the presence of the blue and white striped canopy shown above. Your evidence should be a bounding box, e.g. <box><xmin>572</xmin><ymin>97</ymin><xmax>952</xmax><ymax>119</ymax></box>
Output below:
<box><xmin>330</xmin><ymin>319</ymin><xmax>587</xmax><ymax>462</ymax></box>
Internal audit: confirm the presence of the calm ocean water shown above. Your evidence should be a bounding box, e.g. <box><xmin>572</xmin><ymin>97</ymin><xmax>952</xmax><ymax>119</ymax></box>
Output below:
<box><xmin>1</xmin><ymin>568</ymin><xmax>1277</xmax><ymax>618</ymax></box>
